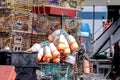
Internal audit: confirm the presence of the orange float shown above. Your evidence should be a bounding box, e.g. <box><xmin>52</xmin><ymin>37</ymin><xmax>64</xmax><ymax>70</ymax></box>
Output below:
<box><xmin>43</xmin><ymin>46</ymin><xmax>52</xmax><ymax>62</ymax></box>
<box><xmin>53</xmin><ymin>36</ymin><xmax>59</xmax><ymax>46</ymax></box>
<box><xmin>48</xmin><ymin>29</ymin><xmax>60</xmax><ymax>42</ymax></box>
<box><xmin>48</xmin><ymin>33</ymin><xmax>55</xmax><ymax>42</ymax></box>
<box><xmin>57</xmin><ymin>34</ymin><xmax>65</xmax><ymax>51</ymax></box>
<box><xmin>67</xmin><ymin>35</ymin><xmax>79</xmax><ymax>51</ymax></box>
<box><xmin>63</xmin><ymin>38</ymin><xmax>71</xmax><ymax>55</ymax></box>
<box><xmin>49</xmin><ymin>43</ymin><xmax>60</xmax><ymax>59</ymax></box>
<box><xmin>37</xmin><ymin>48</ymin><xmax>44</xmax><ymax>63</ymax></box>
<box><xmin>83</xmin><ymin>59</ymin><xmax>90</xmax><ymax>74</ymax></box>
<box><xmin>53</xmin><ymin>58</ymin><xmax>60</xmax><ymax>63</ymax></box>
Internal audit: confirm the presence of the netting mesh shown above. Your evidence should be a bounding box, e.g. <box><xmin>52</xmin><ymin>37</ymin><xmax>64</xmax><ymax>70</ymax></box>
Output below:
<box><xmin>39</xmin><ymin>63</ymin><xmax>73</xmax><ymax>80</ymax></box>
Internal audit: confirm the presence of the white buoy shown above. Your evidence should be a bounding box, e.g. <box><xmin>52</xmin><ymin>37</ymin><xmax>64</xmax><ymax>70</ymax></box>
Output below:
<box><xmin>63</xmin><ymin>38</ymin><xmax>71</xmax><ymax>55</ymax></box>
<box><xmin>37</xmin><ymin>48</ymin><xmax>44</xmax><ymax>63</ymax></box>
<box><xmin>27</xmin><ymin>43</ymin><xmax>41</xmax><ymax>52</ymax></box>
<box><xmin>57</xmin><ymin>34</ymin><xmax>65</xmax><ymax>51</ymax></box>
<box><xmin>53</xmin><ymin>36</ymin><xmax>59</xmax><ymax>46</ymax></box>
<box><xmin>48</xmin><ymin>29</ymin><xmax>60</xmax><ymax>42</ymax></box>
<box><xmin>43</xmin><ymin>46</ymin><xmax>52</xmax><ymax>62</ymax></box>
<box><xmin>4</xmin><ymin>46</ymin><xmax>10</xmax><ymax>51</ymax></box>
<box><xmin>67</xmin><ymin>35</ymin><xmax>79</xmax><ymax>51</ymax></box>
<box><xmin>49</xmin><ymin>43</ymin><xmax>60</xmax><ymax>59</ymax></box>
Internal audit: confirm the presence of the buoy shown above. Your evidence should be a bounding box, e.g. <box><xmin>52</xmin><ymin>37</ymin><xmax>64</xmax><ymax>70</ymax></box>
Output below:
<box><xmin>53</xmin><ymin>58</ymin><xmax>60</xmax><ymax>63</ymax></box>
<box><xmin>48</xmin><ymin>29</ymin><xmax>60</xmax><ymax>42</ymax></box>
<box><xmin>27</xmin><ymin>43</ymin><xmax>41</xmax><ymax>52</ymax></box>
<box><xmin>37</xmin><ymin>48</ymin><xmax>44</xmax><ymax>63</ymax></box>
<box><xmin>43</xmin><ymin>46</ymin><xmax>52</xmax><ymax>62</ymax></box>
<box><xmin>53</xmin><ymin>36</ymin><xmax>59</xmax><ymax>46</ymax></box>
<box><xmin>83</xmin><ymin>59</ymin><xmax>90</xmax><ymax>74</ymax></box>
<box><xmin>65</xmin><ymin>55</ymin><xmax>75</xmax><ymax>64</ymax></box>
<box><xmin>63</xmin><ymin>38</ymin><xmax>71</xmax><ymax>55</ymax></box>
<box><xmin>53</xmin><ymin>29</ymin><xmax>60</xmax><ymax>36</ymax></box>
<box><xmin>49</xmin><ymin>43</ymin><xmax>60</xmax><ymax>59</ymax></box>
<box><xmin>57</xmin><ymin>34</ymin><xmax>65</xmax><ymax>51</ymax></box>
<box><xmin>48</xmin><ymin>33</ymin><xmax>54</xmax><ymax>42</ymax></box>
<box><xmin>67</xmin><ymin>35</ymin><xmax>79</xmax><ymax>51</ymax></box>
<box><xmin>4</xmin><ymin>46</ymin><xmax>10</xmax><ymax>51</ymax></box>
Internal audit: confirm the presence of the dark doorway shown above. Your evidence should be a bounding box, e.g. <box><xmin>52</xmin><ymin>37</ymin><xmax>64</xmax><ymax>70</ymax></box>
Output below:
<box><xmin>108</xmin><ymin>5</ymin><xmax>120</xmax><ymax>22</ymax></box>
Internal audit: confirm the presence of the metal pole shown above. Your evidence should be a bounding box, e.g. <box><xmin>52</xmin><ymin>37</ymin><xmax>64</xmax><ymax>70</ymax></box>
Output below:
<box><xmin>110</xmin><ymin>34</ymin><xmax>113</xmax><ymax>57</ymax></box>
<box><xmin>93</xmin><ymin>5</ymin><xmax>95</xmax><ymax>40</ymax></box>
<box><xmin>92</xmin><ymin>5</ymin><xmax>95</xmax><ymax>54</ymax></box>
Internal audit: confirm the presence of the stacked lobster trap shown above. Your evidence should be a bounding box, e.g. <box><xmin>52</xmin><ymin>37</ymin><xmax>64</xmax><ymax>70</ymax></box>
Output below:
<box><xmin>31</xmin><ymin>15</ymin><xmax>61</xmax><ymax>44</ymax></box>
<box><xmin>0</xmin><ymin>11</ymin><xmax>32</xmax><ymax>51</ymax></box>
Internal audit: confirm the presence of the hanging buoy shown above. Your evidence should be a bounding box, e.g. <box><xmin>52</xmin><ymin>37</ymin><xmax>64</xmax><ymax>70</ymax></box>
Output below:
<box><xmin>27</xmin><ymin>43</ymin><xmax>41</xmax><ymax>52</ymax></box>
<box><xmin>65</xmin><ymin>55</ymin><xmax>75</xmax><ymax>64</ymax></box>
<box><xmin>53</xmin><ymin>58</ymin><xmax>60</xmax><ymax>63</ymax></box>
<box><xmin>37</xmin><ymin>48</ymin><xmax>44</xmax><ymax>63</ymax></box>
<box><xmin>48</xmin><ymin>33</ymin><xmax>55</xmax><ymax>42</ymax></box>
<box><xmin>57</xmin><ymin>34</ymin><xmax>65</xmax><ymax>51</ymax></box>
<box><xmin>63</xmin><ymin>38</ymin><xmax>71</xmax><ymax>55</ymax></box>
<box><xmin>53</xmin><ymin>29</ymin><xmax>60</xmax><ymax>36</ymax></box>
<box><xmin>83</xmin><ymin>59</ymin><xmax>90</xmax><ymax>74</ymax></box>
<box><xmin>67</xmin><ymin>35</ymin><xmax>79</xmax><ymax>51</ymax></box>
<box><xmin>49</xmin><ymin>43</ymin><xmax>60</xmax><ymax>59</ymax></box>
<box><xmin>43</xmin><ymin>46</ymin><xmax>52</xmax><ymax>62</ymax></box>
<box><xmin>48</xmin><ymin>29</ymin><xmax>60</xmax><ymax>42</ymax></box>
<box><xmin>53</xmin><ymin>36</ymin><xmax>59</xmax><ymax>46</ymax></box>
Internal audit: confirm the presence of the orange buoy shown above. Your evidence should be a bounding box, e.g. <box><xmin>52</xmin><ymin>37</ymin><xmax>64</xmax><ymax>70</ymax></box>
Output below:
<box><xmin>48</xmin><ymin>33</ymin><xmax>55</xmax><ymax>42</ymax></box>
<box><xmin>53</xmin><ymin>36</ymin><xmax>59</xmax><ymax>46</ymax></box>
<box><xmin>49</xmin><ymin>43</ymin><xmax>60</xmax><ymax>59</ymax></box>
<box><xmin>53</xmin><ymin>58</ymin><xmax>60</xmax><ymax>63</ymax></box>
<box><xmin>67</xmin><ymin>35</ymin><xmax>79</xmax><ymax>51</ymax></box>
<box><xmin>63</xmin><ymin>38</ymin><xmax>71</xmax><ymax>55</ymax></box>
<box><xmin>43</xmin><ymin>46</ymin><xmax>52</xmax><ymax>62</ymax></box>
<box><xmin>42</xmin><ymin>56</ymin><xmax>46</xmax><ymax>62</ymax></box>
<box><xmin>37</xmin><ymin>48</ymin><xmax>44</xmax><ymax>63</ymax></box>
<box><xmin>83</xmin><ymin>59</ymin><xmax>90</xmax><ymax>74</ymax></box>
<box><xmin>57</xmin><ymin>34</ymin><xmax>65</xmax><ymax>51</ymax></box>
<box><xmin>48</xmin><ymin>29</ymin><xmax>60</xmax><ymax>42</ymax></box>
<box><xmin>27</xmin><ymin>43</ymin><xmax>41</xmax><ymax>52</ymax></box>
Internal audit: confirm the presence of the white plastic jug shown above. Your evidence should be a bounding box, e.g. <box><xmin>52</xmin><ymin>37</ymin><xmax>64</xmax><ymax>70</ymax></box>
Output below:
<box><xmin>65</xmin><ymin>55</ymin><xmax>75</xmax><ymax>64</ymax></box>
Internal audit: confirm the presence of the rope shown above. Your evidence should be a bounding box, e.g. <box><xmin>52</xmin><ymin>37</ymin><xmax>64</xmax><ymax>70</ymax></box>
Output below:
<box><xmin>43</xmin><ymin>5</ymin><xmax>46</xmax><ymax>15</ymax></box>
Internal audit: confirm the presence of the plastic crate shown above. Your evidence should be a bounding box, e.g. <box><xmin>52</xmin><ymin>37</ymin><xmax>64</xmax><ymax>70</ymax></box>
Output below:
<box><xmin>0</xmin><ymin>65</ymin><xmax>16</xmax><ymax>80</ymax></box>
